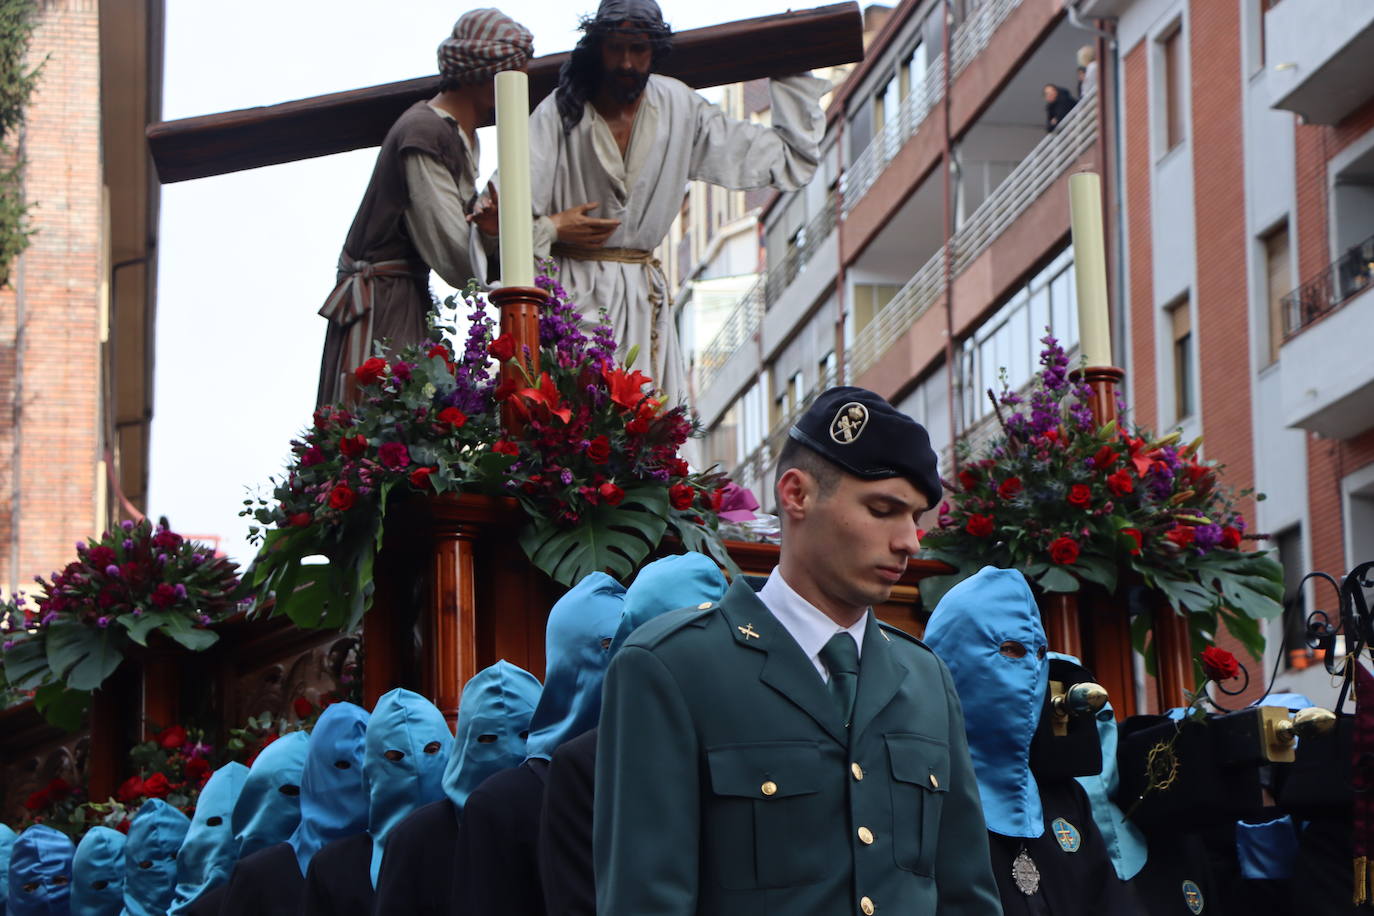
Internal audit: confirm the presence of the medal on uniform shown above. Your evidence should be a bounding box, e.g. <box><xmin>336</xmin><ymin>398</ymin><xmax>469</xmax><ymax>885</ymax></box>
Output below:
<box><xmin>1181</xmin><ymin>879</ymin><xmax>1204</xmax><ymax>914</ymax></box>
<box><xmin>1051</xmin><ymin>817</ymin><xmax>1081</xmax><ymax>853</ymax></box>
<box><xmin>1012</xmin><ymin>847</ymin><xmax>1040</xmax><ymax>895</ymax></box>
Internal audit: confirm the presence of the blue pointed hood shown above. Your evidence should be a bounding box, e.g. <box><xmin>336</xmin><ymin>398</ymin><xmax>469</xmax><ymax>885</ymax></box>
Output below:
<box><xmin>610</xmin><ymin>553</ymin><xmax>727</xmax><ymax>654</ymax></box>
<box><xmin>444</xmin><ymin>661</ymin><xmax>541</xmax><ymax>810</ymax></box>
<box><xmin>0</xmin><ymin>823</ymin><xmax>16</xmax><ymax>909</ymax></box>
<box><xmin>7</xmin><ymin>824</ymin><xmax>74</xmax><ymax>916</ymax></box>
<box><xmin>523</xmin><ymin>572</ymin><xmax>626</xmax><ymax>761</ymax></box>
<box><xmin>287</xmin><ymin>702</ymin><xmax>370</xmax><ymax>875</ymax></box>
<box><xmin>122</xmin><ymin>798</ymin><xmax>190</xmax><ymax>916</ymax></box>
<box><xmin>231</xmin><ymin>730</ymin><xmax>309</xmax><ymax>860</ymax></box>
<box><xmin>924</xmin><ymin>566</ymin><xmax>1048</xmax><ymax>838</ymax></box>
<box><xmin>365</xmin><ymin>688</ymin><xmax>453</xmax><ymax>886</ymax></box>
<box><xmin>169</xmin><ymin>762</ymin><xmax>248</xmax><ymax>913</ymax></box>
<box><xmin>1048</xmin><ymin>652</ymin><xmax>1148</xmax><ymax>881</ymax></box>
<box><xmin>70</xmin><ymin>827</ymin><xmax>125</xmax><ymax>916</ymax></box>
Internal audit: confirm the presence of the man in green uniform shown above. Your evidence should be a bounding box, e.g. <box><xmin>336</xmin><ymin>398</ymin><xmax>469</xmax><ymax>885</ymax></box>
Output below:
<box><xmin>594</xmin><ymin>386</ymin><xmax>1003</xmax><ymax>914</ymax></box>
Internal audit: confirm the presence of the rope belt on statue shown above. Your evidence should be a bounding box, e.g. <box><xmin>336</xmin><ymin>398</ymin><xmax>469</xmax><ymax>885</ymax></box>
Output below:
<box><xmin>549</xmin><ymin>243</ymin><xmax>668</xmax><ymax>376</ymax></box>
<box><xmin>318</xmin><ymin>254</ymin><xmax>428</xmax><ymax>382</ymax></box>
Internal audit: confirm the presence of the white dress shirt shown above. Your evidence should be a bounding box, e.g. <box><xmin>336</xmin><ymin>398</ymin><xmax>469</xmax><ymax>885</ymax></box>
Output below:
<box><xmin>757</xmin><ymin>567</ymin><xmax>867</xmax><ymax>683</ymax></box>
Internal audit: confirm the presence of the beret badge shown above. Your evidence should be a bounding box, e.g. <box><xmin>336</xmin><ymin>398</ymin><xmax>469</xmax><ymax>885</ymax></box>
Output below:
<box><xmin>830</xmin><ymin>402</ymin><xmax>869</xmax><ymax>445</ymax></box>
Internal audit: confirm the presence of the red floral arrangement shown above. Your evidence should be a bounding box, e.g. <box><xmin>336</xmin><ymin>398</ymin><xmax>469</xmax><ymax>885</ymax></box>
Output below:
<box><xmin>246</xmin><ymin>271</ymin><xmax>733</xmax><ymax>629</ymax></box>
<box><xmin>920</xmin><ymin>333</ymin><xmax>1283</xmax><ymax>660</ymax></box>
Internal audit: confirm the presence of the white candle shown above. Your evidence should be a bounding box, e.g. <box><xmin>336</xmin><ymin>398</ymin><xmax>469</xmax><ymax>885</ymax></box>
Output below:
<box><xmin>1068</xmin><ymin>171</ymin><xmax>1113</xmax><ymax>368</ymax></box>
<box><xmin>495</xmin><ymin>70</ymin><xmax>534</xmax><ymax>288</ymax></box>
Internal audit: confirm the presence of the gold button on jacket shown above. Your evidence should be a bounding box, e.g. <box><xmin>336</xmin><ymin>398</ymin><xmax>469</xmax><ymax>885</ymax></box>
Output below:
<box><xmin>861</xmin><ymin>895</ymin><xmax>876</xmax><ymax>915</ymax></box>
<box><xmin>858</xmin><ymin>826</ymin><xmax>875</xmax><ymax>845</ymax></box>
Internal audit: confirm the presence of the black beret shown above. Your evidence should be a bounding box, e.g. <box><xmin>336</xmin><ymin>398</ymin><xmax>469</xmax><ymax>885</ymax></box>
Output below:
<box><xmin>788</xmin><ymin>386</ymin><xmax>942</xmax><ymax>506</ymax></box>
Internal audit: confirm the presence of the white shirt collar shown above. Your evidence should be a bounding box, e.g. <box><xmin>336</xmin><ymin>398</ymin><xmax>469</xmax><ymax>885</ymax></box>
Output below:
<box><xmin>757</xmin><ymin>567</ymin><xmax>867</xmax><ymax>682</ymax></box>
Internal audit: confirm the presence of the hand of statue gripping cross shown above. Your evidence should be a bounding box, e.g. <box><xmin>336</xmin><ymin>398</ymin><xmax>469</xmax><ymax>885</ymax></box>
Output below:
<box><xmin>468</xmin><ymin>182</ymin><xmax>500</xmax><ymax>237</ymax></box>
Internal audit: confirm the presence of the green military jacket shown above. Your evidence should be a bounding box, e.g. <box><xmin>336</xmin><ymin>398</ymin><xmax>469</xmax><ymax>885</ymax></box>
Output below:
<box><xmin>594</xmin><ymin>578</ymin><xmax>1003</xmax><ymax>915</ymax></box>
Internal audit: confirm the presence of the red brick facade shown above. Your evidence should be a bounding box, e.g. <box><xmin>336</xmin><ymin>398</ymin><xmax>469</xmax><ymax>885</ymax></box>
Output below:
<box><xmin>0</xmin><ymin>0</ymin><xmax>103</xmax><ymax>594</ymax></box>
<box><xmin>1122</xmin><ymin>43</ymin><xmax>1156</xmax><ymax>431</ymax></box>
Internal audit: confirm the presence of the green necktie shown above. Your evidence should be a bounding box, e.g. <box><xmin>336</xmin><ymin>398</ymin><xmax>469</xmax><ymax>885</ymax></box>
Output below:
<box><xmin>819</xmin><ymin>632</ymin><xmax>860</xmax><ymax>726</ymax></box>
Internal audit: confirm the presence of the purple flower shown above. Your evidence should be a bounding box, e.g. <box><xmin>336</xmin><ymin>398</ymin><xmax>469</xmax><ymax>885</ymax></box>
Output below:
<box><xmin>105</xmin><ymin>565</ymin><xmax>121</xmax><ymax>577</ymax></box>
<box><xmin>173</xmin><ymin>583</ymin><xmax>187</xmax><ymax>599</ymax></box>
<box><xmin>1194</xmin><ymin>524</ymin><xmax>1223</xmax><ymax>553</ymax></box>
<box><xmin>75</xmin><ymin>541</ymin><xmax>86</xmax><ymax>553</ymax></box>
<box><xmin>131</xmin><ymin>607</ymin><xmax>143</xmax><ymax>617</ymax></box>
<box><xmin>121</xmin><ymin>520</ymin><xmax>134</xmax><ymax>531</ymax></box>
<box><xmin>197</xmin><ymin>614</ymin><xmax>212</xmax><ymax>625</ymax></box>
<box><xmin>40</xmin><ymin>612</ymin><xmax>57</xmax><ymax>626</ymax></box>
<box><xmin>560</xmin><ymin>468</ymin><xmax>574</xmax><ymax>485</ymax></box>
<box><xmin>3</xmin><ymin>641</ymin><xmax>13</xmax><ymax>651</ymax></box>
<box><xmin>96</xmin><ymin>616</ymin><xmax>111</xmax><ymax>628</ymax></box>
<box><xmin>190</xmin><ymin>554</ymin><xmax>204</xmax><ymax>566</ymax></box>
<box><xmin>123</xmin><ymin>539</ymin><xmax>134</xmax><ymax>551</ymax></box>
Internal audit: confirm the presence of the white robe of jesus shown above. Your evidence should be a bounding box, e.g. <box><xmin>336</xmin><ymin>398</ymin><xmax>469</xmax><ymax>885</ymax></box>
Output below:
<box><xmin>528</xmin><ymin>73</ymin><xmax>829</xmax><ymax>411</ymax></box>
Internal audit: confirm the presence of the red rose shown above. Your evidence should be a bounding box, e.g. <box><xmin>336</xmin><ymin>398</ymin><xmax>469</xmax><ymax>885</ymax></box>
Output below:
<box><xmin>492</xmin><ymin>377</ymin><xmax>520</xmax><ymax>402</ymax></box>
<box><xmin>339</xmin><ymin>435</ymin><xmax>367</xmax><ymax>459</ymax></box>
<box><xmin>1121</xmin><ymin>528</ymin><xmax>1143</xmax><ymax>555</ymax></box>
<box><xmin>378</xmin><ymin>442</ymin><xmax>411</xmax><ymax>470</ymax></box>
<box><xmin>958</xmin><ymin>469</ymin><xmax>979</xmax><ymax>491</ymax></box>
<box><xmin>116</xmin><ymin>776</ymin><xmax>145</xmax><ymax>804</ymax></box>
<box><xmin>427</xmin><ymin>343</ymin><xmax>450</xmax><ymax>360</ymax></box>
<box><xmin>300</xmin><ymin>446</ymin><xmax>325</xmax><ymax>468</ymax></box>
<box><xmin>115</xmin><ymin>818</ymin><xmax>131</xmax><ymax>834</ymax></box>
<box><xmin>151</xmin><ymin>582</ymin><xmax>177</xmax><ymax>608</ymax></box>
<box><xmin>488</xmin><ymin>334</ymin><xmax>517</xmax><ymax>362</ymax></box>
<box><xmin>289</xmin><ymin>511</ymin><xmax>312</xmax><ymax>527</ymax></box>
<box><xmin>1200</xmin><ymin>646</ymin><xmax>1240</xmax><ymax>682</ymax></box>
<box><xmin>599</xmin><ymin>482</ymin><xmax>625</xmax><ymax>506</ymax></box>
<box><xmin>491</xmin><ymin>440</ymin><xmax>519</xmax><ymax>457</ymax></box>
<box><xmin>669</xmin><ymin>484</ymin><xmax>695</xmax><ymax>511</ymax></box>
<box><xmin>23</xmin><ymin>789</ymin><xmax>48</xmax><ymax>811</ymax></box>
<box><xmin>626</xmin><ymin>417</ymin><xmax>651</xmax><ymax>436</ymax></box>
<box><xmin>142</xmin><ymin>772</ymin><xmax>171</xmax><ymax>799</ymax></box>
<box><xmin>329</xmin><ymin>485</ymin><xmax>356</xmax><ymax>511</ymax></box>
<box><xmin>158</xmin><ymin>725</ymin><xmax>188</xmax><ymax>750</ymax></box>
<box><xmin>1049</xmin><ymin>536</ymin><xmax>1080</xmax><ymax>565</ymax></box>
<box><xmin>965</xmin><ymin>514</ymin><xmax>995</xmax><ymax>537</ymax></box>
<box><xmin>152</xmin><ymin>530</ymin><xmax>183</xmax><ymax>551</ymax></box>
<box><xmin>437</xmin><ymin>407</ymin><xmax>467</xmax><ymax>429</ymax></box>
<box><xmin>354</xmin><ymin>357</ymin><xmax>388</xmax><ymax>386</ymax></box>
<box><xmin>292</xmin><ymin>696</ymin><xmax>315</xmax><ymax>720</ymax></box>
<box><xmin>997</xmin><ymin>478</ymin><xmax>1023</xmax><ymax>499</ymax></box>
<box><xmin>1221</xmin><ymin>526</ymin><xmax>1242</xmax><ymax>549</ymax></box>
<box><xmin>1067</xmin><ymin>484</ymin><xmax>1093</xmax><ymax>508</ymax></box>
<box><xmin>1106</xmin><ymin>469</ymin><xmax>1134</xmax><ymax>497</ymax></box>
<box><xmin>184</xmin><ymin>756</ymin><xmax>211</xmax><ymax>787</ymax></box>
<box><xmin>586</xmin><ymin>436</ymin><xmax>612</xmax><ymax>465</ymax></box>
<box><xmin>669</xmin><ymin>458</ymin><xmax>690</xmax><ymax>477</ymax></box>
<box><xmin>45</xmin><ymin>778</ymin><xmax>71</xmax><ymax>801</ymax></box>
<box><xmin>88</xmin><ymin>545</ymin><xmax>115</xmax><ymax>568</ymax></box>
<box><xmin>1166</xmin><ymin>525</ymin><xmax>1196</xmax><ymax>547</ymax></box>
<box><xmin>408</xmin><ymin>467</ymin><xmax>435</xmax><ymax>490</ymax></box>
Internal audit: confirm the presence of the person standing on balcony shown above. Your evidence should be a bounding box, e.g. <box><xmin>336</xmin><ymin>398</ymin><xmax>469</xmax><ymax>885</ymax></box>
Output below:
<box><xmin>316</xmin><ymin>9</ymin><xmax>534</xmax><ymax>407</ymax></box>
<box><xmin>1044</xmin><ymin>84</ymin><xmax>1077</xmax><ymax>132</ymax></box>
<box><xmin>522</xmin><ymin>0</ymin><xmax>829</xmax><ymax>411</ymax></box>
<box><xmin>594</xmin><ymin>387</ymin><xmax>1002</xmax><ymax>914</ymax></box>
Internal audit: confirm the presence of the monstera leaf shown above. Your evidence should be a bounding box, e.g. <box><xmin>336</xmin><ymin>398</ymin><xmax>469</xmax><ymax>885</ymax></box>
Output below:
<box><xmin>520</xmin><ymin>485</ymin><xmax>670</xmax><ymax>587</ymax></box>
<box><xmin>2</xmin><ymin>631</ymin><xmax>50</xmax><ymax>689</ymax></box>
<box><xmin>44</xmin><ymin>619</ymin><xmax>123</xmax><ymax>692</ymax></box>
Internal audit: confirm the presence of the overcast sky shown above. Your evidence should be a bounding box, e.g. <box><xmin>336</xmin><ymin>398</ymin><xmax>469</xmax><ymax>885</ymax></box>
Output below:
<box><xmin>147</xmin><ymin>0</ymin><xmax>788</xmax><ymax>566</ymax></box>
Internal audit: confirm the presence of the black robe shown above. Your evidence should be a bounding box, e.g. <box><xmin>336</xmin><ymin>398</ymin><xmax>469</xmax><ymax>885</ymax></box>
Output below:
<box><xmin>539</xmin><ymin>729</ymin><xmax>598</xmax><ymax>916</ymax></box>
<box><xmin>371</xmin><ymin>798</ymin><xmax>463</xmax><ymax>916</ymax></box>
<box><xmin>303</xmin><ymin>832</ymin><xmax>375</xmax><ymax>916</ymax></box>
<box><xmin>219</xmin><ymin>842</ymin><xmax>306</xmax><ymax>916</ymax></box>
<box><xmin>987</xmin><ymin>779</ymin><xmax>1144</xmax><ymax>916</ymax></box>
<box><xmin>460</xmin><ymin>759</ymin><xmax>550</xmax><ymax>915</ymax></box>
<box><xmin>183</xmin><ymin>882</ymin><xmax>227</xmax><ymax>916</ymax></box>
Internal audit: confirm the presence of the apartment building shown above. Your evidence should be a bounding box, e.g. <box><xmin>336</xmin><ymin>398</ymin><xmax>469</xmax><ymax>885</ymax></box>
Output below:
<box><xmin>684</xmin><ymin>0</ymin><xmax>1374</xmax><ymax>706</ymax></box>
<box><xmin>0</xmin><ymin>0</ymin><xmax>162</xmax><ymax>597</ymax></box>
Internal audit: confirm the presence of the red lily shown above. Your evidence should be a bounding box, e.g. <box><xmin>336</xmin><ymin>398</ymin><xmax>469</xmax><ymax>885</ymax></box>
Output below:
<box><xmin>517</xmin><ymin>372</ymin><xmax>573</xmax><ymax>424</ymax></box>
<box><xmin>602</xmin><ymin>365</ymin><xmax>654</xmax><ymax>411</ymax></box>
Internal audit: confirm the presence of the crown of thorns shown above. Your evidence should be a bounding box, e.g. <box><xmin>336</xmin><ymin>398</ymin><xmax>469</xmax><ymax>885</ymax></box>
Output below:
<box><xmin>578</xmin><ymin>14</ymin><xmax>672</xmax><ymax>37</ymax></box>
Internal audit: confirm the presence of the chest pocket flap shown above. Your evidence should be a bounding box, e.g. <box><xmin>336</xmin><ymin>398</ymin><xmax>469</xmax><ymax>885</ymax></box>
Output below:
<box><xmin>707</xmin><ymin>741</ymin><xmax>822</xmax><ymax>799</ymax></box>
<box><xmin>886</xmin><ymin>733</ymin><xmax>950</xmax><ymax>793</ymax></box>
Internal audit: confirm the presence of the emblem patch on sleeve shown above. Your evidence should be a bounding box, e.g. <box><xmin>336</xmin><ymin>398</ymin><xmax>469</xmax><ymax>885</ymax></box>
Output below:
<box><xmin>1051</xmin><ymin>817</ymin><xmax>1081</xmax><ymax>853</ymax></box>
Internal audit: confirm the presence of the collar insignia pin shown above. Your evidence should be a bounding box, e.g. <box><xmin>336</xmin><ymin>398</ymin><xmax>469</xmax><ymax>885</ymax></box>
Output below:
<box><xmin>737</xmin><ymin>623</ymin><xmax>761</xmax><ymax>640</ymax></box>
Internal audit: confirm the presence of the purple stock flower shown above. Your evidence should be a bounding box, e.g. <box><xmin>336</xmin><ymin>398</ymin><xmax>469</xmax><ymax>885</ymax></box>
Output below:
<box><xmin>560</xmin><ymin>468</ymin><xmax>574</xmax><ymax>485</ymax></box>
<box><xmin>1194</xmin><ymin>524</ymin><xmax>1223</xmax><ymax>552</ymax></box>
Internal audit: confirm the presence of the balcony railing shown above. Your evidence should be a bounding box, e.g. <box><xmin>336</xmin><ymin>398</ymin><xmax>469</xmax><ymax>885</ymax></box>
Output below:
<box><xmin>952</xmin><ymin>89</ymin><xmax>1097</xmax><ymax>274</ymax></box>
<box><xmin>951</xmin><ymin>0</ymin><xmax>1024</xmax><ymax>76</ymax></box>
<box><xmin>695</xmin><ymin>279</ymin><xmax>765</xmax><ymax>391</ymax></box>
<box><xmin>842</xmin><ymin>59</ymin><xmax>945</xmax><ymax>214</ymax></box>
<box><xmin>848</xmin><ymin>246</ymin><xmax>946</xmax><ymax>381</ymax></box>
<box><xmin>846</xmin><ymin>93</ymin><xmax>1096</xmax><ymax>385</ymax></box>
<box><xmin>765</xmin><ymin>191</ymin><xmax>838</xmax><ymax>307</ymax></box>
<box><xmin>1282</xmin><ymin>230</ymin><xmax>1374</xmax><ymax>339</ymax></box>
<box><xmin>729</xmin><ymin>371</ymin><xmax>839</xmax><ymax>499</ymax></box>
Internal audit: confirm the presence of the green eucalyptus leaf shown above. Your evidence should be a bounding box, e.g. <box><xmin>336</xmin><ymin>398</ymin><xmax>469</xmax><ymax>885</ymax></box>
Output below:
<box><xmin>520</xmin><ymin>485</ymin><xmax>669</xmax><ymax>587</ymax></box>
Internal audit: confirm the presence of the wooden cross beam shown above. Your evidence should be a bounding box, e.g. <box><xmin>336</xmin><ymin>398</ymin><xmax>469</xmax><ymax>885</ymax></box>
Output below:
<box><xmin>147</xmin><ymin>2</ymin><xmax>864</xmax><ymax>184</ymax></box>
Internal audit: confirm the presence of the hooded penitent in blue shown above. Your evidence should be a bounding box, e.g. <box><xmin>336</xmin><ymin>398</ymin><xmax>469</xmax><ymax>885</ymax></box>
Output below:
<box><xmin>522</xmin><ymin>572</ymin><xmax>626</xmax><ymax>762</ymax></box>
<box><xmin>924</xmin><ymin>566</ymin><xmax>1048</xmax><ymax>838</ymax></box>
<box><xmin>231</xmin><ymin>730</ymin><xmax>309</xmax><ymax>860</ymax></box>
<box><xmin>609</xmin><ymin>553</ymin><xmax>728</xmax><ymax>655</ymax></box>
<box><xmin>443</xmin><ymin>661</ymin><xmax>542</xmax><ymax>810</ymax></box>
<box><xmin>365</xmin><ymin>688</ymin><xmax>454</xmax><ymax>885</ymax></box>
<box><xmin>287</xmin><ymin>701</ymin><xmax>370</xmax><ymax>875</ymax></box>
<box><xmin>69</xmin><ymin>827</ymin><xmax>125</xmax><ymax>916</ymax></box>
<box><xmin>1048</xmin><ymin>652</ymin><xmax>1148</xmax><ymax>881</ymax></box>
<box><xmin>121</xmin><ymin>799</ymin><xmax>190</xmax><ymax>916</ymax></box>
<box><xmin>7</xmin><ymin>824</ymin><xmax>74</xmax><ymax>916</ymax></box>
<box><xmin>168</xmin><ymin>762</ymin><xmax>248</xmax><ymax>914</ymax></box>
<box><xmin>0</xmin><ymin>824</ymin><xmax>16</xmax><ymax>909</ymax></box>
